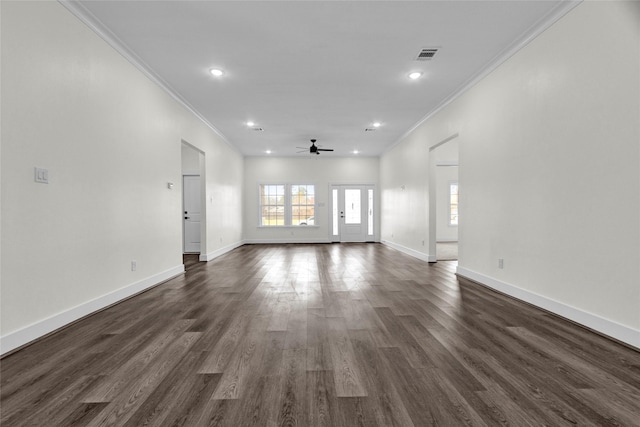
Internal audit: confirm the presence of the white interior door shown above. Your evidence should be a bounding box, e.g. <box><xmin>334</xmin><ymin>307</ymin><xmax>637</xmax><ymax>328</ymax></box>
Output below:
<box><xmin>331</xmin><ymin>185</ymin><xmax>375</xmax><ymax>242</ymax></box>
<box><xmin>183</xmin><ymin>175</ymin><xmax>201</xmax><ymax>253</ymax></box>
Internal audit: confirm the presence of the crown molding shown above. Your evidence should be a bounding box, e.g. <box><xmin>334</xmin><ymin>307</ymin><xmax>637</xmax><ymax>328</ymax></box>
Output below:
<box><xmin>58</xmin><ymin>1</ymin><xmax>240</xmax><ymax>154</ymax></box>
<box><xmin>385</xmin><ymin>0</ymin><xmax>583</xmax><ymax>155</ymax></box>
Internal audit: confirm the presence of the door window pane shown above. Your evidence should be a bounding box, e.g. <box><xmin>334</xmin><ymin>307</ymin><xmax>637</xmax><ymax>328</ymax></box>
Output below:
<box><xmin>344</xmin><ymin>189</ymin><xmax>361</xmax><ymax>224</ymax></box>
<box><xmin>332</xmin><ymin>188</ymin><xmax>339</xmax><ymax>236</ymax></box>
<box><xmin>368</xmin><ymin>189</ymin><xmax>374</xmax><ymax>236</ymax></box>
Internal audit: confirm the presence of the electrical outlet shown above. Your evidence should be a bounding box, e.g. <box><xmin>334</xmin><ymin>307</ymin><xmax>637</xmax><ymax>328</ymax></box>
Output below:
<box><xmin>422</xmin><ymin>240</ymin><xmax>425</xmax><ymax>246</ymax></box>
<box><xmin>498</xmin><ymin>258</ymin><xmax>504</xmax><ymax>269</ymax></box>
<box><xmin>131</xmin><ymin>260</ymin><xmax>137</xmax><ymax>271</ymax></box>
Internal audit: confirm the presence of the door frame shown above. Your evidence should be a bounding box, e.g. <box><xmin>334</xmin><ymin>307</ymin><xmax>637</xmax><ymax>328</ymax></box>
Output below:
<box><xmin>428</xmin><ymin>133</ymin><xmax>459</xmax><ymax>262</ymax></box>
<box><xmin>182</xmin><ymin>174</ymin><xmax>202</xmax><ymax>254</ymax></box>
<box><xmin>181</xmin><ymin>141</ymin><xmax>206</xmax><ymax>258</ymax></box>
<box><xmin>329</xmin><ymin>183</ymin><xmax>379</xmax><ymax>243</ymax></box>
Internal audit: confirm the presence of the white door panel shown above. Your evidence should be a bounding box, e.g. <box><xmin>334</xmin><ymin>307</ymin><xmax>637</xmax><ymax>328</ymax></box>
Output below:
<box><xmin>183</xmin><ymin>175</ymin><xmax>201</xmax><ymax>253</ymax></box>
<box><xmin>331</xmin><ymin>185</ymin><xmax>375</xmax><ymax>243</ymax></box>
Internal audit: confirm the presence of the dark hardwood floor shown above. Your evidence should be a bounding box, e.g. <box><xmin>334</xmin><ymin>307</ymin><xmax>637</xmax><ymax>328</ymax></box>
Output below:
<box><xmin>2</xmin><ymin>243</ymin><xmax>639</xmax><ymax>426</ymax></box>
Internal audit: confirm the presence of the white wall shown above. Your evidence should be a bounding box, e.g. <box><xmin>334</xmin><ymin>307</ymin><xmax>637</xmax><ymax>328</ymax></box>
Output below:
<box><xmin>381</xmin><ymin>1</ymin><xmax>640</xmax><ymax>347</ymax></box>
<box><xmin>181</xmin><ymin>144</ymin><xmax>200</xmax><ymax>175</ymax></box>
<box><xmin>244</xmin><ymin>156</ymin><xmax>379</xmax><ymax>243</ymax></box>
<box><xmin>380</xmin><ymin>126</ymin><xmax>462</xmax><ymax>261</ymax></box>
<box><xmin>0</xmin><ymin>1</ymin><xmax>243</xmax><ymax>354</ymax></box>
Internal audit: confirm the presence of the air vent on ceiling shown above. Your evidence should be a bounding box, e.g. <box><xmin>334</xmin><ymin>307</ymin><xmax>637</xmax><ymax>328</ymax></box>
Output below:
<box><xmin>415</xmin><ymin>48</ymin><xmax>438</xmax><ymax>61</ymax></box>
<box><xmin>251</xmin><ymin>127</ymin><xmax>264</xmax><ymax>132</ymax></box>
<box><xmin>365</xmin><ymin>128</ymin><xmax>377</xmax><ymax>132</ymax></box>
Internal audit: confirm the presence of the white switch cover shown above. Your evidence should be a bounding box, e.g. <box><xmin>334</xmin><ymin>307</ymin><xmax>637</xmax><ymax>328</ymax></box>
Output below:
<box><xmin>34</xmin><ymin>167</ymin><xmax>49</xmax><ymax>184</ymax></box>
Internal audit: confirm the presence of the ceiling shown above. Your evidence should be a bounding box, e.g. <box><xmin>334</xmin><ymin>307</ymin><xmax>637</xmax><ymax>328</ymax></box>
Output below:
<box><xmin>70</xmin><ymin>1</ymin><xmax>573</xmax><ymax>157</ymax></box>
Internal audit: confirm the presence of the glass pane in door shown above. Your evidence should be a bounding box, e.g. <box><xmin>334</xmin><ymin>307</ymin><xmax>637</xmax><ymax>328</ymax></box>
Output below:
<box><xmin>368</xmin><ymin>188</ymin><xmax>374</xmax><ymax>236</ymax></box>
<box><xmin>344</xmin><ymin>189</ymin><xmax>361</xmax><ymax>224</ymax></box>
<box><xmin>332</xmin><ymin>188</ymin><xmax>339</xmax><ymax>236</ymax></box>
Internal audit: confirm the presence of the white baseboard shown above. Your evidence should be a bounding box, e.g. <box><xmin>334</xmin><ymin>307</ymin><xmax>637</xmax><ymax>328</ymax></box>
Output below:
<box><xmin>456</xmin><ymin>266</ymin><xmax>640</xmax><ymax>350</ymax></box>
<box><xmin>243</xmin><ymin>238</ymin><xmax>332</xmax><ymax>245</ymax></box>
<box><xmin>0</xmin><ymin>265</ymin><xmax>185</xmax><ymax>356</ymax></box>
<box><xmin>199</xmin><ymin>241</ymin><xmax>245</xmax><ymax>262</ymax></box>
<box><xmin>381</xmin><ymin>240</ymin><xmax>435</xmax><ymax>262</ymax></box>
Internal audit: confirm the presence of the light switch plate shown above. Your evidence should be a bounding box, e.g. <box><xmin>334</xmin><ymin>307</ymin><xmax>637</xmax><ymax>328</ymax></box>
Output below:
<box><xmin>34</xmin><ymin>167</ymin><xmax>49</xmax><ymax>184</ymax></box>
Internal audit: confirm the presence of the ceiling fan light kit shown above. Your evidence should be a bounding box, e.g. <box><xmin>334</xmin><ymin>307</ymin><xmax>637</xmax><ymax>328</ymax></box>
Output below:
<box><xmin>69</xmin><ymin>2</ymin><xmax>577</xmax><ymax>157</ymax></box>
<box><xmin>297</xmin><ymin>139</ymin><xmax>334</xmax><ymax>155</ymax></box>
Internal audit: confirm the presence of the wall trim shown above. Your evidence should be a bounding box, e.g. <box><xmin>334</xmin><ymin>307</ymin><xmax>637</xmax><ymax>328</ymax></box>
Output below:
<box><xmin>384</xmin><ymin>1</ymin><xmax>582</xmax><ymax>154</ymax></box>
<box><xmin>243</xmin><ymin>238</ymin><xmax>333</xmax><ymax>245</ymax></box>
<box><xmin>199</xmin><ymin>241</ymin><xmax>245</xmax><ymax>262</ymax></box>
<box><xmin>456</xmin><ymin>266</ymin><xmax>640</xmax><ymax>350</ymax></box>
<box><xmin>381</xmin><ymin>240</ymin><xmax>435</xmax><ymax>263</ymax></box>
<box><xmin>436</xmin><ymin>161</ymin><xmax>459</xmax><ymax>167</ymax></box>
<box><xmin>57</xmin><ymin>1</ymin><xmax>239</xmax><ymax>155</ymax></box>
<box><xmin>0</xmin><ymin>265</ymin><xmax>185</xmax><ymax>357</ymax></box>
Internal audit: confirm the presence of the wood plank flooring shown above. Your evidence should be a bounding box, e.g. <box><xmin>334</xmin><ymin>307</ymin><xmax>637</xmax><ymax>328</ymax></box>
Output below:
<box><xmin>2</xmin><ymin>243</ymin><xmax>640</xmax><ymax>426</ymax></box>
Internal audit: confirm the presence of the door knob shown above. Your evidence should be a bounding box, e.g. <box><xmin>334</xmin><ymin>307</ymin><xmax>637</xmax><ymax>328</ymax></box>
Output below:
<box><xmin>185</xmin><ymin>216</ymin><xmax>190</xmax><ymax>219</ymax></box>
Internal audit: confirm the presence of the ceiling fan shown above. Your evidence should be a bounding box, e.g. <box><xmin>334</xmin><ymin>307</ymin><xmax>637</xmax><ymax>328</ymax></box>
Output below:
<box><xmin>297</xmin><ymin>139</ymin><xmax>334</xmax><ymax>155</ymax></box>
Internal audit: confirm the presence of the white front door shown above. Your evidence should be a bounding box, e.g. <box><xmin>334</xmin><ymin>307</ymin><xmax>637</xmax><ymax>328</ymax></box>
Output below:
<box><xmin>330</xmin><ymin>185</ymin><xmax>376</xmax><ymax>242</ymax></box>
<box><xmin>183</xmin><ymin>175</ymin><xmax>201</xmax><ymax>253</ymax></box>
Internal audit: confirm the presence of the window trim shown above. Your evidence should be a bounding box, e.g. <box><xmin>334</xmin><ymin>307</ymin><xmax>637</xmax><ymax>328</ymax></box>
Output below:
<box><xmin>258</xmin><ymin>183</ymin><xmax>286</xmax><ymax>227</ymax></box>
<box><xmin>258</xmin><ymin>183</ymin><xmax>317</xmax><ymax>227</ymax></box>
<box><xmin>290</xmin><ymin>184</ymin><xmax>316</xmax><ymax>227</ymax></box>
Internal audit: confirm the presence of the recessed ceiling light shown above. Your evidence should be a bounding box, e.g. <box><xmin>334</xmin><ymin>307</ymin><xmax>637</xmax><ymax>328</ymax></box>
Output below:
<box><xmin>246</xmin><ymin>121</ymin><xmax>255</xmax><ymax>127</ymax></box>
<box><xmin>353</xmin><ymin>150</ymin><xmax>359</xmax><ymax>154</ymax></box>
<box><xmin>408</xmin><ymin>72</ymin><xmax>422</xmax><ymax>80</ymax></box>
<box><xmin>373</xmin><ymin>122</ymin><xmax>381</xmax><ymax>128</ymax></box>
<box><xmin>210</xmin><ymin>68</ymin><xmax>224</xmax><ymax>77</ymax></box>
<box><xmin>265</xmin><ymin>150</ymin><xmax>272</xmax><ymax>154</ymax></box>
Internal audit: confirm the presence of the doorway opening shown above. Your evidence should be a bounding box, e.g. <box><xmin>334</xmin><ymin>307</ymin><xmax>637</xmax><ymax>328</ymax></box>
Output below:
<box><xmin>428</xmin><ymin>134</ymin><xmax>459</xmax><ymax>262</ymax></box>
<box><xmin>329</xmin><ymin>184</ymin><xmax>377</xmax><ymax>243</ymax></box>
<box><xmin>181</xmin><ymin>142</ymin><xmax>205</xmax><ymax>257</ymax></box>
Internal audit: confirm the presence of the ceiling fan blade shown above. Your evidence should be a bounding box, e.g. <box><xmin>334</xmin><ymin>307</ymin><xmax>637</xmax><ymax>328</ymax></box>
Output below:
<box><xmin>296</xmin><ymin>149</ymin><xmax>307</xmax><ymax>153</ymax></box>
<box><xmin>295</xmin><ymin>147</ymin><xmax>307</xmax><ymax>149</ymax></box>
<box><xmin>317</xmin><ymin>148</ymin><xmax>334</xmax><ymax>151</ymax></box>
